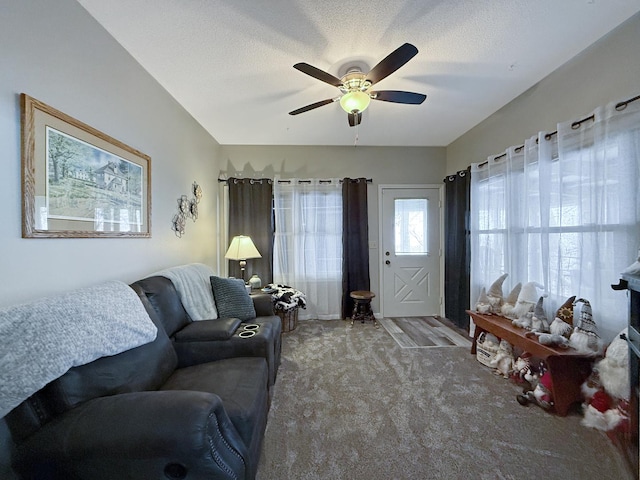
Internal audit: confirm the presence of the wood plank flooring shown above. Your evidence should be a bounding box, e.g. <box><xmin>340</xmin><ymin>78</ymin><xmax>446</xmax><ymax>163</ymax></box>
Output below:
<box><xmin>379</xmin><ymin>316</ymin><xmax>472</xmax><ymax>348</ymax></box>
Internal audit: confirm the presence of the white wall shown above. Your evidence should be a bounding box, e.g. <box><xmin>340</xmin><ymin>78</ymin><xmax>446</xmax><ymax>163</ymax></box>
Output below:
<box><xmin>0</xmin><ymin>0</ymin><xmax>223</xmax><ymax>308</ymax></box>
<box><xmin>219</xmin><ymin>145</ymin><xmax>447</xmax><ymax>314</ymax></box>
<box><xmin>446</xmin><ymin>12</ymin><xmax>640</xmax><ymax>174</ymax></box>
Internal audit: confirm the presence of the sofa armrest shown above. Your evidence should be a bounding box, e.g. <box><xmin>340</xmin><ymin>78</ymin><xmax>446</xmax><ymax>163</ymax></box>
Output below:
<box><xmin>174</xmin><ymin>318</ymin><xmax>242</xmax><ymax>342</ymax></box>
<box><xmin>251</xmin><ymin>293</ymin><xmax>274</xmax><ymax>316</ymax></box>
<box><xmin>13</xmin><ymin>391</ymin><xmax>248</xmax><ymax>480</ymax></box>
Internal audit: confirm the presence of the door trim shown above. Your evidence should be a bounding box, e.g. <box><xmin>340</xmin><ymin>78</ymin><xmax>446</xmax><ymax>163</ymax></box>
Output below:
<box><xmin>378</xmin><ymin>184</ymin><xmax>444</xmax><ymax>318</ymax></box>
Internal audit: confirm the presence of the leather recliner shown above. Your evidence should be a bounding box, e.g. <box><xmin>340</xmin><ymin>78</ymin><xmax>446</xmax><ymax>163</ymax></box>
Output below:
<box><xmin>5</xmin><ymin>290</ymin><xmax>269</xmax><ymax>480</ymax></box>
<box><xmin>130</xmin><ymin>276</ymin><xmax>282</xmax><ymax>387</ymax></box>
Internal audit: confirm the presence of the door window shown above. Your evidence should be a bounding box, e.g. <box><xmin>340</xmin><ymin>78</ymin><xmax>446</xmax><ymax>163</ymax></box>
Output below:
<box><xmin>394</xmin><ymin>198</ymin><xmax>428</xmax><ymax>255</ymax></box>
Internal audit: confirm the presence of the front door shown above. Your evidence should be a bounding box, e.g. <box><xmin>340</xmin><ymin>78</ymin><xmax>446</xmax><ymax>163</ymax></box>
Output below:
<box><xmin>380</xmin><ymin>186</ymin><xmax>442</xmax><ymax>317</ymax></box>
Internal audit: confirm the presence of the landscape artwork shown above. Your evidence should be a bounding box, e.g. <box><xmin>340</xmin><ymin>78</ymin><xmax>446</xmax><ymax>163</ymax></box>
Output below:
<box><xmin>46</xmin><ymin>127</ymin><xmax>143</xmax><ymax>232</ymax></box>
<box><xmin>21</xmin><ymin>93</ymin><xmax>150</xmax><ymax>238</ymax></box>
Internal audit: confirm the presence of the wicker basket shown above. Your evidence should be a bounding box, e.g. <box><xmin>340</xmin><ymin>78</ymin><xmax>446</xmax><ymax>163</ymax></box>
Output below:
<box><xmin>276</xmin><ymin>307</ymin><xmax>298</xmax><ymax>333</ymax></box>
<box><xmin>476</xmin><ymin>332</ymin><xmax>498</xmax><ymax>367</ymax></box>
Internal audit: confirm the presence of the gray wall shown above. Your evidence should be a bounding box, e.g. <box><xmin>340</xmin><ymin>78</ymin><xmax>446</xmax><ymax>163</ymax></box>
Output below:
<box><xmin>446</xmin><ymin>12</ymin><xmax>640</xmax><ymax>174</ymax></box>
<box><xmin>0</xmin><ymin>0</ymin><xmax>223</xmax><ymax>308</ymax></box>
<box><xmin>0</xmin><ymin>1</ymin><xmax>222</xmax><ymax>475</ymax></box>
<box><xmin>220</xmin><ymin>145</ymin><xmax>447</xmax><ymax>314</ymax></box>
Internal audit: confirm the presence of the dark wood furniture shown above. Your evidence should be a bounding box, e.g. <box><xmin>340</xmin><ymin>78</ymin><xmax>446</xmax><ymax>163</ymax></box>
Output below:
<box><xmin>350</xmin><ymin>290</ymin><xmax>377</xmax><ymax>327</ymax></box>
<box><xmin>467</xmin><ymin>310</ymin><xmax>594</xmax><ymax>416</ymax></box>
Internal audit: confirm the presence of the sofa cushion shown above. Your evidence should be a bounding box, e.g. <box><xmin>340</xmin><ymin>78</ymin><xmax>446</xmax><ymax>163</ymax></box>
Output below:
<box><xmin>44</xmin><ymin>331</ymin><xmax>178</xmax><ymax>416</ymax></box>
<box><xmin>41</xmin><ymin>291</ymin><xmax>178</xmax><ymax>416</ymax></box>
<box><xmin>172</xmin><ymin>320</ymin><xmax>279</xmax><ymax>386</ymax></box>
<box><xmin>174</xmin><ymin>318</ymin><xmax>242</xmax><ymax>342</ymax></box>
<box><xmin>210</xmin><ymin>276</ymin><xmax>256</xmax><ymax>321</ymax></box>
<box><xmin>161</xmin><ymin>357</ymin><xmax>269</xmax><ymax>464</ymax></box>
<box><xmin>5</xmin><ymin>289</ymin><xmax>177</xmax><ymax>440</ymax></box>
<box><xmin>130</xmin><ymin>276</ymin><xmax>192</xmax><ymax>336</ymax></box>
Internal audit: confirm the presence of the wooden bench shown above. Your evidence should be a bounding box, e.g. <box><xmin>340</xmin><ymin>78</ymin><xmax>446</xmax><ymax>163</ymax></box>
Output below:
<box><xmin>467</xmin><ymin>310</ymin><xmax>595</xmax><ymax>416</ymax></box>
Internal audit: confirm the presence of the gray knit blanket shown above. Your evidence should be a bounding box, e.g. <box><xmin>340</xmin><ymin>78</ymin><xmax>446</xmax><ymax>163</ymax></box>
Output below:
<box><xmin>0</xmin><ymin>280</ymin><xmax>157</xmax><ymax>419</ymax></box>
<box><xmin>155</xmin><ymin>263</ymin><xmax>218</xmax><ymax>320</ymax></box>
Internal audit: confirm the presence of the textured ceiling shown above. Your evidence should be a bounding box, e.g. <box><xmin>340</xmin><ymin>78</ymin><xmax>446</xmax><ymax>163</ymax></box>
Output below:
<box><xmin>76</xmin><ymin>0</ymin><xmax>640</xmax><ymax>147</ymax></box>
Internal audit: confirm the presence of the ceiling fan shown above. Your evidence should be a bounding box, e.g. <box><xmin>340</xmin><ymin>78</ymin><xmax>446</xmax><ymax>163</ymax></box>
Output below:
<box><xmin>288</xmin><ymin>43</ymin><xmax>426</xmax><ymax>127</ymax></box>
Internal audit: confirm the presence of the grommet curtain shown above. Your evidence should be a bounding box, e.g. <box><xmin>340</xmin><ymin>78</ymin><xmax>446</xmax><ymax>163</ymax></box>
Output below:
<box><xmin>227</xmin><ymin>178</ymin><xmax>274</xmax><ymax>283</ymax></box>
<box><xmin>444</xmin><ymin>168</ymin><xmax>471</xmax><ymax>329</ymax></box>
<box><xmin>341</xmin><ymin>178</ymin><xmax>371</xmax><ymax>319</ymax></box>
<box><xmin>470</xmin><ymin>96</ymin><xmax>640</xmax><ymax>342</ymax></box>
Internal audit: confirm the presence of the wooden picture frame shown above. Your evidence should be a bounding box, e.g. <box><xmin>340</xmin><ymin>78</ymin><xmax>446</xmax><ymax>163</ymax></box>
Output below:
<box><xmin>21</xmin><ymin>94</ymin><xmax>151</xmax><ymax>238</ymax></box>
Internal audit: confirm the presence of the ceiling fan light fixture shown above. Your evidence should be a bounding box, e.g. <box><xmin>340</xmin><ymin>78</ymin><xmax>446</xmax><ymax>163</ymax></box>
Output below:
<box><xmin>339</xmin><ymin>91</ymin><xmax>370</xmax><ymax>113</ymax></box>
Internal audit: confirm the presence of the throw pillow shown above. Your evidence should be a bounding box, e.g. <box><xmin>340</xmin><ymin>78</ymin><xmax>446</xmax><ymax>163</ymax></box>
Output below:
<box><xmin>210</xmin><ymin>276</ymin><xmax>256</xmax><ymax>321</ymax></box>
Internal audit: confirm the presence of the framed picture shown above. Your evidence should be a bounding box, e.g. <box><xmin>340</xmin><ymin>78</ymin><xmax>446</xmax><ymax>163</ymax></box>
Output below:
<box><xmin>21</xmin><ymin>94</ymin><xmax>151</xmax><ymax>238</ymax></box>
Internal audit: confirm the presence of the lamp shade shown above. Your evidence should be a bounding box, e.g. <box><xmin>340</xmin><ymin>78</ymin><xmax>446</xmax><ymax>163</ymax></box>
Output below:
<box><xmin>225</xmin><ymin>235</ymin><xmax>262</xmax><ymax>260</ymax></box>
<box><xmin>340</xmin><ymin>91</ymin><xmax>371</xmax><ymax>113</ymax></box>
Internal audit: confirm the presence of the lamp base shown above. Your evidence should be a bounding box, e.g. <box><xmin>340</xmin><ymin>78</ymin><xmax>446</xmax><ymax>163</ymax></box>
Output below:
<box><xmin>239</xmin><ymin>260</ymin><xmax>247</xmax><ymax>283</ymax></box>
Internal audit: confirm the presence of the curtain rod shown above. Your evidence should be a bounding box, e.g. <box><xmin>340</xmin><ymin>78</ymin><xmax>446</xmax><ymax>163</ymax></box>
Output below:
<box><xmin>218</xmin><ymin>178</ymin><xmax>372</xmax><ymax>184</ymax></box>
<box><xmin>476</xmin><ymin>93</ymin><xmax>640</xmax><ymax>169</ymax></box>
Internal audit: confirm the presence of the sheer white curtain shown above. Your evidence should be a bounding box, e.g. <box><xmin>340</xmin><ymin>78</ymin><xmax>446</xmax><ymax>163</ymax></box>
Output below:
<box><xmin>273</xmin><ymin>179</ymin><xmax>343</xmax><ymax>320</ymax></box>
<box><xmin>471</xmin><ymin>96</ymin><xmax>640</xmax><ymax>342</ymax></box>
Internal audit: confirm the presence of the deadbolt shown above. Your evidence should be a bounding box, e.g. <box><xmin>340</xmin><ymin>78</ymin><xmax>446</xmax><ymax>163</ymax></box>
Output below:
<box><xmin>385</xmin><ymin>260</ymin><xmax>390</xmax><ymax>265</ymax></box>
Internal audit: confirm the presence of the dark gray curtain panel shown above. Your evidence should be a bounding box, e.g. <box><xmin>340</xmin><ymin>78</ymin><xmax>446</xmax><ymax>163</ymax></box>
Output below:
<box><xmin>341</xmin><ymin>178</ymin><xmax>370</xmax><ymax>319</ymax></box>
<box><xmin>444</xmin><ymin>168</ymin><xmax>471</xmax><ymax>329</ymax></box>
<box><xmin>227</xmin><ymin>178</ymin><xmax>274</xmax><ymax>283</ymax></box>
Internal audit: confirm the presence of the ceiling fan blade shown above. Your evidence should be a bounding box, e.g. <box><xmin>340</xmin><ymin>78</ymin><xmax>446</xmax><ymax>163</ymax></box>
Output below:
<box><xmin>348</xmin><ymin>112</ymin><xmax>362</xmax><ymax>127</ymax></box>
<box><xmin>288</xmin><ymin>98</ymin><xmax>336</xmax><ymax>115</ymax></box>
<box><xmin>365</xmin><ymin>43</ymin><xmax>419</xmax><ymax>86</ymax></box>
<box><xmin>370</xmin><ymin>90</ymin><xmax>426</xmax><ymax>104</ymax></box>
<box><xmin>293</xmin><ymin>63</ymin><xmax>343</xmax><ymax>87</ymax></box>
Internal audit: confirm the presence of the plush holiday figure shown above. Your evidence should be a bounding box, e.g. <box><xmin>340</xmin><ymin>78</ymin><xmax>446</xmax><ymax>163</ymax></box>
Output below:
<box><xmin>569</xmin><ymin>298</ymin><xmax>600</xmax><ymax>354</ymax></box>
<box><xmin>597</xmin><ymin>331</ymin><xmax>630</xmax><ymax>400</ymax></box>
<box><xmin>479</xmin><ymin>332</ymin><xmax>500</xmax><ymax>351</ymax></box>
<box><xmin>517</xmin><ymin>370</ymin><xmax>554</xmax><ymax>410</ymax></box>
<box><xmin>550</xmin><ymin>295</ymin><xmax>576</xmax><ymax>338</ymax></box>
<box><xmin>511</xmin><ymin>352</ymin><xmax>537</xmax><ymax>389</ymax></box>
<box><xmin>509</xmin><ymin>282</ymin><xmax>544</xmax><ymax>323</ymax></box>
<box><xmin>487</xmin><ymin>273</ymin><xmax>508</xmax><ymax>314</ymax></box>
<box><xmin>525</xmin><ymin>331</ymin><xmax>570</xmax><ymax>349</ymax></box>
<box><xmin>475</xmin><ymin>287</ymin><xmax>492</xmax><ymax>314</ymax></box>
<box><xmin>529</xmin><ymin>296</ymin><xmax>550</xmax><ymax>333</ymax></box>
<box><xmin>490</xmin><ymin>339</ymin><xmax>514</xmax><ymax>378</ymax></box>
<box><xmin>581</xmin><ymin>330</ymin><xmax>629</xmax><ymax>431</ymax></box>
<box><xmin>501</xmin><ymin>283</ymin><xmax>522</xmax><ymax>317</ymax></box>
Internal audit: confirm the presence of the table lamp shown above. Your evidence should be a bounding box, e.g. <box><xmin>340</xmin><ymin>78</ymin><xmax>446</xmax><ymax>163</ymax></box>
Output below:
<box><xmin>225</xmin><ymin>235</ymin><xmax>261</xmax><ymax>283</ymax></box>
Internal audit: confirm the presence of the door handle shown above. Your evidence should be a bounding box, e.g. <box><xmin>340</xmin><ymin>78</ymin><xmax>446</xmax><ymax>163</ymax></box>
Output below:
<box><xmin>385</xmin><ymin>260</ymin><xmax>391</xmax><ymax>265</ymax></box>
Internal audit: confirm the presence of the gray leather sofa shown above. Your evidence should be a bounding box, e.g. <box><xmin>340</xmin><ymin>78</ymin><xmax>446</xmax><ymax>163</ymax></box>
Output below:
<box><xmin>130</xmin><ymin>275</ymin><xmax>282</xmax><ymax>387</ymax></box>
<box><xmin>5</xmin><ymin>276</ymin><xmax>282</xmax><ymax>480</ymax></box>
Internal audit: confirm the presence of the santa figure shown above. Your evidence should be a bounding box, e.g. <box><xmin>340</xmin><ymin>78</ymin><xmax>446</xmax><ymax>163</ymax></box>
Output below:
<box><xmin>581</xmin><ymin>330</ymin><xmax>630</xmax><ymax>432</ymax></box>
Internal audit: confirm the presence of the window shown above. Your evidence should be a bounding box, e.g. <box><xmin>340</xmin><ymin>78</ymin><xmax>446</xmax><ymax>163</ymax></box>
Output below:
<box><xmin>394</xmin><ymin>198</ymin><xmax>428</xmax><ymax>255</ymax></box>
<box><xmin>471</xmin><ymin>101</ymin><xmax>640</xmax><ymax>343</ymax></box>
<box><xmin>273</xmin><ymin>180</ymin><xmax>343</xmax><ymax>319</ymax></box>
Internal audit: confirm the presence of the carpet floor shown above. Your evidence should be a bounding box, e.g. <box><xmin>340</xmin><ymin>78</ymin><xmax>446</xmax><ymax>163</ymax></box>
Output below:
<box><xmin>256</xmin><ymin>319</ymin><xmax>632</xmax><ymax>480</ymax></box>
